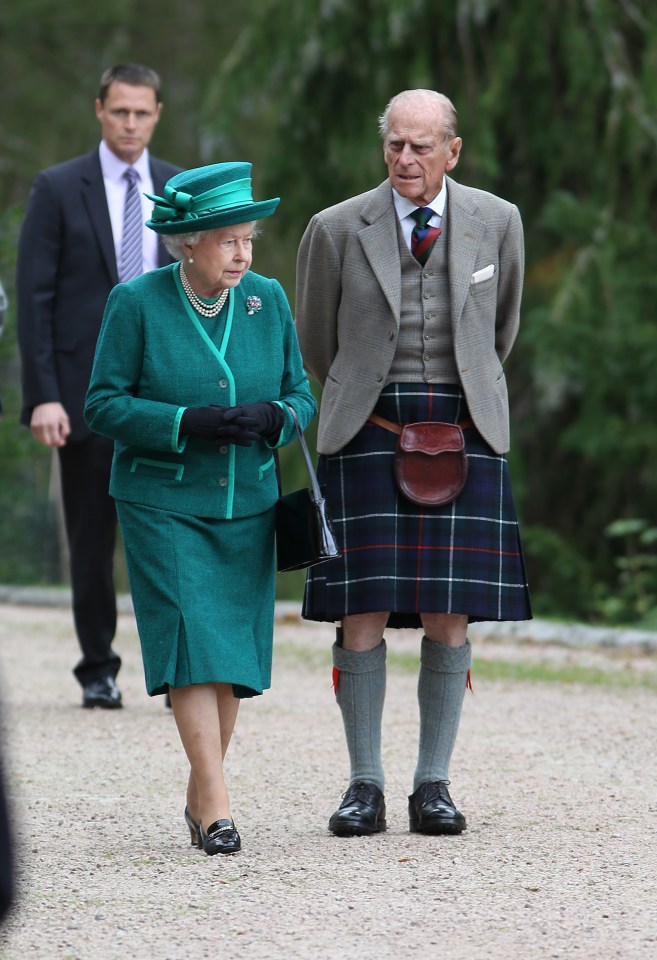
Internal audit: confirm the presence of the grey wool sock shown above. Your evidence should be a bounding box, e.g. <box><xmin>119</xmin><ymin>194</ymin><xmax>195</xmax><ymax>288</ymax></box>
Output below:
<box><xmin>332</xmin><ymin>638</ymin><xmax>386</xmax><ymax>792</ymax></box>
<box><xmin>413</xmin><ymin>637</ymin><xmax>472</xmax><ymax>792</ymax></box>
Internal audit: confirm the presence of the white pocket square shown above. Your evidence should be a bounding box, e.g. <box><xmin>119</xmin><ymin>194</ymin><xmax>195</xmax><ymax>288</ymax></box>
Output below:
<box><xmin>471</xmin><ymin>264</ymin><xmax>495</xmax><ymax>284</ymax></box>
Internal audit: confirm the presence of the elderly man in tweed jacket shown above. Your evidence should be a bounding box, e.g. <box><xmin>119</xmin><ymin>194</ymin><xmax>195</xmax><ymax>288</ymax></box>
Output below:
<box><xmin>296</xmin><ymin>89</ymin><xmax>531</xmax><ymax>838</ymax></box>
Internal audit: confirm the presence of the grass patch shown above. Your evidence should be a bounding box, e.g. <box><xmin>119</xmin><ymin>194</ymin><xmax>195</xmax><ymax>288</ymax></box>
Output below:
<box><xmin>387</xmin><ymin>649</ymin><xmax>657</xmax><ymax>689</ymax></box>
<box><xmin>472</xmin><ymin>656</ymin><xmax>657</xmax><ymax>689</ymax></box>
<box><xmin>274</xmin><ymin>641</ymin><xmax>332</xmax><ymax>670</ymax></box>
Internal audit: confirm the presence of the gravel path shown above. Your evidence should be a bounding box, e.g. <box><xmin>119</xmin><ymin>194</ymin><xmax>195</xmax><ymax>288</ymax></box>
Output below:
<box><xmin>0</xmin><ymin>604</ymin><xmax>656</xmax><ymax>960</ymax></box>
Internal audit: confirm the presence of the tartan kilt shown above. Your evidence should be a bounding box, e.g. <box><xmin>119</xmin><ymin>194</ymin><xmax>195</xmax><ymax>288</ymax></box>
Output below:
<box><xmin>302</xmin><ymin>383</ymin><xmax>532</xmax><ymax>627</ymax></box>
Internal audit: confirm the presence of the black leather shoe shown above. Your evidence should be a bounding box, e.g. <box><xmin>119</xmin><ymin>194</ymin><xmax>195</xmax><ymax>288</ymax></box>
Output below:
<box><xmin>82</xmin><ymin>677</ymin><xmax>122</xmax><ymax>709</ymax></box>
<box><xmin>184</xmin><ymin>806</ymin><xmax>202</xmax><ymax>849</ymax></box>
<box><xmin>200</xmin><ymin>819</ymin><xmax>241</xmax><ymax>856</ymax></box>
<box><xmin>408</xmin><ymin>781</ymin><xmax>466</xmax><ymax>835</ymax></box>
<box><xmin>328</xmin><ymin>781</ymin><xmax>387</xmax><ymax>836</ymax></box>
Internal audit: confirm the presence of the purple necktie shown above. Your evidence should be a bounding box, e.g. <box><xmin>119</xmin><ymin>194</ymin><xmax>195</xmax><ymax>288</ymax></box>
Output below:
<box><xmin>119</xmin><ymin>167</ymin><xmax>143</xmax><ymax>282</ymax></box>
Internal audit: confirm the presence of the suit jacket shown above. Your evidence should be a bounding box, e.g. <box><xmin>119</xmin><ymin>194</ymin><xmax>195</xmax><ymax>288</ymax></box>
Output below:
<box><xmin>84</xmin><ymin>265</ymin><xmax>316</xmax><ymax>520</ymax></box>
<box><xmin>17</xmin><ymin>147</ymin><xmax>181</xmax><ymax>441</ymax></box>
<box><xmin>295</xmin><ymin>176</ymin><xmax>524</xmax><ymax>455</ymax></box>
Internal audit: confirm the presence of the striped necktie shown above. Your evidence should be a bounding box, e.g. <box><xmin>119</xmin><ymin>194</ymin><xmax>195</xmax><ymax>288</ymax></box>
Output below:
<box><xmin>410</xmin><ymin>206</ymin><xmax>441</xmax><ymax>266</ymax></box>
<box><xmin>119</xmin><ymin>167</ymin><xmax>143</xmax><ymax>282</ymax></box>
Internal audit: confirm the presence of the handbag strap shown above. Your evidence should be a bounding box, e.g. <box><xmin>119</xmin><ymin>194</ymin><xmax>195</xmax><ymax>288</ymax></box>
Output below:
<box><xmin>367</xmin><ymin>413</ymin><xmax>474</xmax><ymax>433</ymax></box>
<box><xmin>283</xmin><ymin>404</ymin><xmax>324</xmax><ymax>504</ymax></box>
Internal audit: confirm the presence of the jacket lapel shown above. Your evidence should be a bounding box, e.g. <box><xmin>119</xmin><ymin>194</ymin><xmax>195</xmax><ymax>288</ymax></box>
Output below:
<box><xmin>79</xmin><ymin>149</ymin><xmax>118</xmax><ymax>284</ymax></box>
<box><xmin>445</xmin><ymin>178</ymin><xmax>485</xmax><ymax>325</ymax></box>
<box><xmin>358</xmin><ymin>181</ymin><xmax>402</xmax><ymax>321</ymax></box>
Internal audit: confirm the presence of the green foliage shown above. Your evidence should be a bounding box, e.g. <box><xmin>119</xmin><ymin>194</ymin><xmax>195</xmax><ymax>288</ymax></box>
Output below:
<box><xmin>595</xmin><ymin>518</ymin><xmax>657</xmax><ymax>626</ymax></box>
<box><xmin>519</xmin><ymin>524</ymin><xmax>596</xmax><ymax>621</ymax></box>
<box><xmin>0</xmin><ymin>419</ymin><xmax>60</xmax><ymax>584</ymax></box>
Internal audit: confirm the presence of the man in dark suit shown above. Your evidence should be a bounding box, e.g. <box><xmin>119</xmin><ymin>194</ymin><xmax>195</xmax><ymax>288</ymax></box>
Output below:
<box><xmin>17</xmin><ymin>63</ymin><xmax>181</xmax><ymax>709</ymax></box>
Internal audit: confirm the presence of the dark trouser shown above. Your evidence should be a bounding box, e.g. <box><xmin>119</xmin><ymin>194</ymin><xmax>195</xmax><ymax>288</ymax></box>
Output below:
<box><xmin>58</xmin><ymin>434</ymin><xmax>120</xmax><ymax>686</ymax></box>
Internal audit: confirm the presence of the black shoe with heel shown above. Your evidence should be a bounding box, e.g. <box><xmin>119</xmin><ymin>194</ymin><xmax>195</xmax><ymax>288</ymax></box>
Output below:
<box><xmin>184</xmin><ymin>806</ymin><xmax>202</xmax><ymax>849</ymax></box>
<box><xmin>200</xmin><ymin>819</ymin><xmax>241</xmax><ymax>856</ymax></box>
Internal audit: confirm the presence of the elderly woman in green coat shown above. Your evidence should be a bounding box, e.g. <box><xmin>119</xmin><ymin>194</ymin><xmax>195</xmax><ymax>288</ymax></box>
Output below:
<box><xmin>85</xmin><ymin>162</ymin><xmax>316</xmax><ymax>856</ymax></box>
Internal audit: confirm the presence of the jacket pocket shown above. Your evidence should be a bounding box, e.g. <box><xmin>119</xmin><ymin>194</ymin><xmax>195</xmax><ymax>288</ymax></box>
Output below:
<box><xmin>130</xmin><ymin>457</ymin><xmax>185</xmax><ymax>481</ymax></box>
<box><xmin>258</xmin><ymin>455</ymin><xmax>276</xmax><ymax>481</ymax></box>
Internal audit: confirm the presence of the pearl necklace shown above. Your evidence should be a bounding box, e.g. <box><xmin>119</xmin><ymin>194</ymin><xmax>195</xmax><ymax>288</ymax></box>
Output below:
<box><xmin>179</xmin><ymin>263</ymin><xmax>229</xmax><ymax>318</ymax></box>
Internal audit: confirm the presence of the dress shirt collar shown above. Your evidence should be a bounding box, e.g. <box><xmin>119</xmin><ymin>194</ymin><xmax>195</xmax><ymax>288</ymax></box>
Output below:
<box><xmin>392</xmin><ymin>179</ymin><xmax>447</xmax><ymax>223</ymax></box>
<box><xmin>99</xmin><ymin>140</ymin><xmax>151</xmax><ymax>183</ymax></box>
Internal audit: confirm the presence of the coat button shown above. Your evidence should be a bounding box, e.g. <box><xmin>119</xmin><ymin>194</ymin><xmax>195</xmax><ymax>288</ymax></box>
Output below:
<box><xmin>219</xmin><ymin>378</ymin><xmax>228</xmax><ymax>389</ymax></box>
<box><xmin>219</xmin><ymin>445</ymin><xmax>228</xmax><ymax>455</ymax></box>
<box><xmin>218</xmin><ymin>477</ymin><xmax>228</xmax><ymax>487</ymax></box>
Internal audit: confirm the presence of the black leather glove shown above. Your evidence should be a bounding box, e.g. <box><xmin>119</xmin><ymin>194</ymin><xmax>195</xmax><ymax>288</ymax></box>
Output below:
<box><xmin>179</xmin><ymin>405</ymin><xmax>259</xmax><ymax>447</ymax></box>
<box><xmin>223</xmin><ymin>402</ymin><xmax>285</xmax><ymax>442</ymax></box>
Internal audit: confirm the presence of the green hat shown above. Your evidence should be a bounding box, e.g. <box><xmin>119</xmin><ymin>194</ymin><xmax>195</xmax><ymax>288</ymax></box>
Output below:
<box><xmin>145</xmin><ymin>161</ymin><xmax>280</xmax><ymax>235</ymax></box>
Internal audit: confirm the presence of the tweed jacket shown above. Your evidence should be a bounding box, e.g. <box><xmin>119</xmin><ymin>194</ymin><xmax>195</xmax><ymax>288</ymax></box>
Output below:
<box><xmin>295</xmin><ymin>176</ymin><xmax>524</xmax><ymax>455</ymax></box>
<box><xmin>84</xmin><ymin>264</ymin><xmax>316</xmax><ymax>519</ymax></box>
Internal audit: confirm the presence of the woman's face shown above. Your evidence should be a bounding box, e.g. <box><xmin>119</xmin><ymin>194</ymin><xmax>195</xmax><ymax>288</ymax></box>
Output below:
<box><xmin>184</xmin><ymin>221</ymin><xmax>255</xmax><ymax>296</ymax></box>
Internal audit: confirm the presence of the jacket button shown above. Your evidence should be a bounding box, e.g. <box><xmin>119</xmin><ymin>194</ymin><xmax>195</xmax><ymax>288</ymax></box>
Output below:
<box><xmin>219</xmin><ymin>378</ymin><xmax>228</xmax><ymax>389</ymax></box>
<box><xmin>219</xmin><ymin>445</ymin><xmax>228</xmax><ymax>455</ymax></box>
<box><xmin>218</xmin><ymin>477</ymin><xmax>228</xmax><ymax>487</ymax></box>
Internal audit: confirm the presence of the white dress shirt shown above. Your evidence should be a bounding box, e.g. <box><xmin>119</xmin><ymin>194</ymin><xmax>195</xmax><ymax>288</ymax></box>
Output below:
<box><xmin>392</xmin><ymin>180</ymin><xmax>447</xmax><ymax>252</ymax></box>
<box><xmin>99</xmin><ymin>140</ymin><xmax>159</xmax><ymax>275</ymax></box>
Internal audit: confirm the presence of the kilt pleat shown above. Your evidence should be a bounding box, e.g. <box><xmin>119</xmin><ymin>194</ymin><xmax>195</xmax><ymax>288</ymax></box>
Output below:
<box><xmin>302</xmin><ymin>383</ymin><xmax>532</xmax><ymax>627</ymax></box>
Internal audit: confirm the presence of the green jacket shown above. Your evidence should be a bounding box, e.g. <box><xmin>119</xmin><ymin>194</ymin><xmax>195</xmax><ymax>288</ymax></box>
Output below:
<box><xmin>85</xmin><ymin>263</ymin><xmax>316</xmax><ymax>519</ymax></box>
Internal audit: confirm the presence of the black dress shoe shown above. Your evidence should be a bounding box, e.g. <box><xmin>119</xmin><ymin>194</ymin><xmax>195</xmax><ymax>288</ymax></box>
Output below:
<box><xmin>328</xmin><ymin>781</ymin><xmax>387</xmax><ymax>836</ymax></box>
<box><xmin>184</xmin><ymin>806</ymin><xmax>202</xmax><ymax>849</ymax></box>
<box><xmin>408</xmin><ymin>781</ymin><xmax>466</xmax><ymax>835</ymax></box>
<box><xmin>82</xmin><ymin>677</ymin><xmax>122</xmax><ymax>709</ymax></box>
<box><xmin>200</xmin><ymin>819</ymin><xmax>241</xmax><ymax>856</ymax></box>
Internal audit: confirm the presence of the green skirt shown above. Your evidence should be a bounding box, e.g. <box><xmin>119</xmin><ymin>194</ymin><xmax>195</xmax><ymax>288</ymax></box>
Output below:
<box><xmin>116</xmin><ymin>501</ymin><xmax>276</xmax><ymax>698</ymax></box>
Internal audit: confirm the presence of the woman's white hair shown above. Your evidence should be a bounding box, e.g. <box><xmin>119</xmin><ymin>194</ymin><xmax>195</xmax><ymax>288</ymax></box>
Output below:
<box><xmin>161</xmin><ymin>232</ymin><xmax>202</xmax><ymax>261</ymax></box>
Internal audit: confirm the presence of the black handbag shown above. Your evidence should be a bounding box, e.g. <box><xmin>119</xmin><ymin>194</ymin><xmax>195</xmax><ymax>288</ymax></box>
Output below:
<box><xmin>276</xmin><ymin>406</ymin><xmax>341</xmax><ymax>572</ymax></box>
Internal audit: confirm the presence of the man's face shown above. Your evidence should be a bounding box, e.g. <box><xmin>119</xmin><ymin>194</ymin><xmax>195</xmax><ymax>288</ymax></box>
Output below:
<box><xmin>95</xmin><ymin>81</ymin><xmax>162</xmax><ymax>164</ymax></box>
<box><xmin>383</xmin><ymin>102</ymin><xmax>462</xmax><ymax>206</ymax></box>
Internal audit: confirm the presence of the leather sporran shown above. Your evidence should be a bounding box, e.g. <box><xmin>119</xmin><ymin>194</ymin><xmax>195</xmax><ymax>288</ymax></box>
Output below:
<box><xmin>394</xmin><ymin>421</ymin><xmax>468</xmax><ymax>506</ymax></box>
<box><xmin>275</xmin><ymin>406</ymin><xmax>341</xmax><ymax>572</ymax></box>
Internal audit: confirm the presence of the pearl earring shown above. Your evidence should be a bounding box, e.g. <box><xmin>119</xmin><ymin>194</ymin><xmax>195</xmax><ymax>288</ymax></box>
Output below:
<box><xmin>187</xmin><ymin>257</ymin><xmax>194</xmax><ymax>264</ymax></box>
